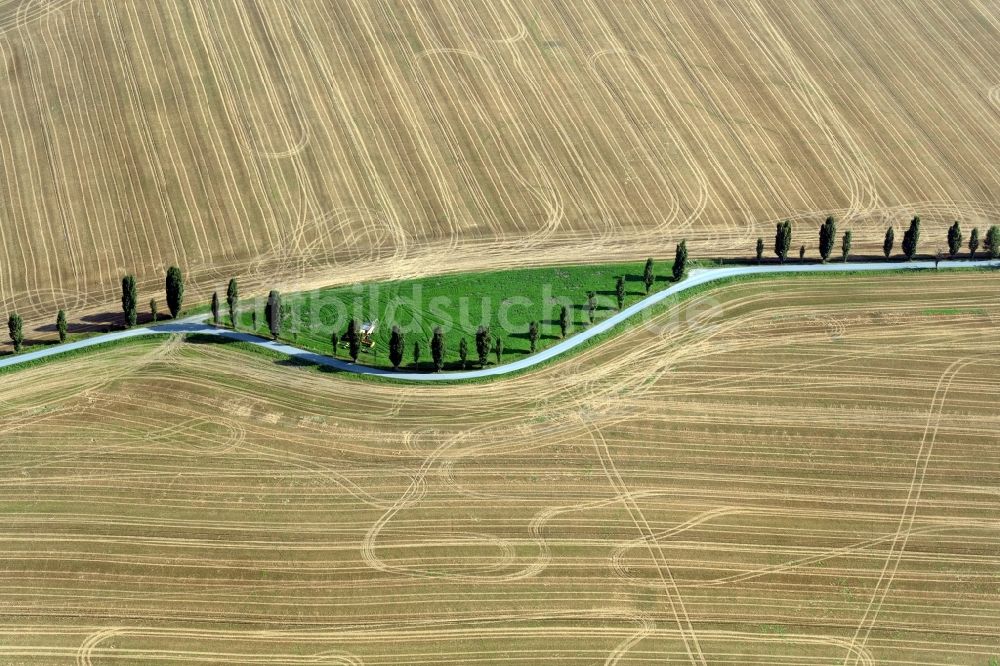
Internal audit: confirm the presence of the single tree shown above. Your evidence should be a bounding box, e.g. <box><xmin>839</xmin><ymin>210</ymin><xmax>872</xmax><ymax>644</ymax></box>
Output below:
<box><xmin>819</xmin><ymin>216</ymin><xmax>836</xmax><ymax>262</ymax></box>
<box><xmin>774</xmin><ymin>221</ymin><xmax>792</xmax><ymax>264</ymax></box>
<box><xmin>165</xmin><ymin>266</ymin><xmax>184</xmax><ymax>319</ymax></box>
<box><xmin>121</xmin><ymin>275</ymin><xmax>138</xmax><ymax>328</ymax></box>
<box><xmin>265</xmin><ymin>290</ymin><xmax>281</xmax><ymax>339</ymax></box>
<box><xmin>969</xmin><ymin>227</ymin><xmax>980</xmax><ymax>259</ymax></box>
<box><xmin>251</xmin><ymin>310</ymin><xmax>258</xmax><ymax>333</ymax></box>
<box><xmin>226</xmin><ymin>278</ymin><xmax>239</xmax><ymax>328</ymax></box>
<box><xmin>7</xmin><ymin>313</ymin><xmax>23</xmax><ymax>353</ymax></box>
<box><xmin>883</xmin><ymin>227</ymin><xmax>895</xmax><ymax>259</ymax></box>
<box><xmin>672</xmin><ymin>240</ymin><xmax>688</xmax><ymax>280</ymax></box>
<box><xmin>56</xmin><ymin>309</ymin><xmax>67</xmax><ymax>343</ymax></box>
<box><xmin>476</xmin><ymin>325</ymin><xmax>491</xmax><ymax>367</ymax></box>
<box><xmin>755</xmin><ymin>237</ymin><xmax>764</xmax><ymax>264</ymax></box>
<box><xmin>528</xmin><ymin>320</ymin><xmax>539</xmax><ymax>353</ymax></box>
<box><xmin>494</xmin><ymin>336</ymin><xmax>504</xmax><ymax>365</ymax></box>
<box><xmin>459</xmin><ymin>337</ymin><xmax>469</xmax><ymax>369</ymax></box>
<box><xmin>345</xmin><ymin>319</ymin><xmax>361</xmax><ymax>362</ymax></box>
<box><xmin>211</xmin><ymin>292</ymin><xmax>220</xmax><ymax>326</ymax></box>
<box><xmin>799</xmin><ymin>245</ymin><xmax>806</xmax><ymax>261</ymax></box>
<box><xmin>841</xmin><ymin>230</ymin><xmax>852</xmax><ymax>262</ymax></box>
<box><xmin>559</xmin><ymin>305</ymin><xmax>570</xmax><ymax>338</ymax></box>
<box><xmin>901</xmin><ymin>216</ymin><xmax>920</xmax><ymax>261</ymax></box>
<box><xmin>643</xmin><ymin>258</ymin><xmax>654</xmax><ymax>294</ymax></box>
<box><xmin>585</xmin><ymin>291</ymin><xmax>596</xmax><ymax>324</ymax></box>
<box><xmin>986</xmin><ymin>225</ymin><xmax>1000</xmax><ymax>259</ymax></box>
<box><xmin>431</xmin><ymin>326</ymin><xmax>445</xmax><ymax>372</ymax></box>
<box><xmin>389</xmin><ymin>325</ymin><xmax>404</xmax><ymax>369</ymax></box>
<box><xmin>412</xmin><ymin>340</ymin><xmax>421</xmax><ymax>368</ymax></box>
<box><xmin>615</xmin><ymin>276</ymin><xmax>626</xmax><ymax>310</ymax></box>
<box><xmin>947</xmin><ymin>221</ymin><xmax>962</xmax><ymax>258</ymax></box>
<box><xmin>149</xmin><ymin>298</ymin><xmax>158</xmax><ymax>323</ymax></box>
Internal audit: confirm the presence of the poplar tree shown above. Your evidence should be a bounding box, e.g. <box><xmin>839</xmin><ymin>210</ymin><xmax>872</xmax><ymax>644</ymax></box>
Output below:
<box><xmin>841</xmin><ymin>230</ymin><xmax>852</xmax><ymax>262</ymax></box>
<box><xmin>883</xmin><ymin>227</ymin><xmax>895</xmax><ymax>259</ymax></box>
<box><xmin>756</xmin><ymin>238</ymin><xmax>764</xmax><ymax>264</ymax></box>
<box><xmin>643</xmin><ymin>258</ymin><xmax>654</xmax><ymax>294</ymax></box>
<box><xmin>774</xmin><ymin>222</ymin><xmax>792</xmax><ymax>264</ymax></box>
<box><xmin>819</xmin><ymin>216</ymin><xmax>836</xmax><ymax>262</ymax></box>
<box><xmin>476</xmin><ymin>326</ymin><xmax>491</xmax><ymax>367</ymax></box>
<box><xmin>165</xmin><ymin>266</ymin><xmax>184</xmax><ymax>319</ymax></box>
<box><xmin>149</xmin><ymin>299</ymin><xmax>158</xmax><ymax>323</ymax></box>
<box><xmin>121</xmin><ymin>275</ymin><xmax>138</xmax><ymax>328</ymax></box>
<box><xmin>969</xmin><ymin>227</ymin><xmax>980</xmax><ymax>259</ymax></box>
<box><xmin>345</xmin><ymin>319</ymin><xmax>361</xmax><ymax>362</ymax></box>
<box><xmin>265</xmin><ymin>290</ymin><xmax>281</xmax><ymax>339</ymax></box>
<box><xmin>672</xmin><ymin>240</ymin><xmax>688</xmax><ymax>280</ymax></box>
<box><xmin>559</xmin><ymin>305</ymin><xmax>570</xmax><ymax>338</ymax></box>
<box><xmin>226</xmin><ymin>278</ymin><xmax>239</xmax><ymax>328</ymax></box>
<box><xmin>431</xmin><ymin>326</ymin><xmax>445</xmax><ymax>372</ymax></box>
<box><xmin>902</xmin><ymin>216</ymin><xmax>920</xmax><ymax>260</ymax></box>
<box><xmin>56</xmin><ymin>309</ymin><xmax>67</xmax><ymax>343</ymax></box>
<box><xmin>585</xmin><ymin>291</ymin><xmax>596</xmax><ymax>324</ymax></box>
<box><xmin>528</xmin><ymin>320</ymin><xmax>539</xmax><ymax>353</ymax></box>
<box><xmin>986</xmin><ymin>225</ymin><xmax>1000</xmax><ymax>259</ymax></box>
<box><xmin>947</xmin><ymin>221</ymin><xmax>962</xmax><ymax>257</ymax></box>
<box><xmin>389</xmin><ymin>326</ymin><xmax>404</xmax><ymax>369</ymax></box>
<box><xmin>412</xmin><ymin>340</ymin><xmax>421</xmax><ymax>368</ymax></box>
<box><xmin>615</xmin><ymin>276</ymin><xmax>626</xmax><ymax>310</ymax></box>
<box><xmin>494</xmin><ymin>336</ymin><xmax>504</xmax><ymax>365</ymax></box>
<box><xmin>211</xmin><ymin>292</ymin><xmax>220</xmax><ymax>325</ymax></box>
<box><xmin>8</xmin><ymin>313</ymin><xmax>23</xmax><ymax>352</ymax></box>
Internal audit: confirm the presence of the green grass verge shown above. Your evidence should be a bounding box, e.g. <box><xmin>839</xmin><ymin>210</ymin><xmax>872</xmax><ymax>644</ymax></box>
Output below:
<box><xmin>921</xmin><ymin>307</ymin><xmax>988</xmax><ymax>316</ymax></box>
<box><xmin>231</xmin><ymin>260</ymin><xmax>674</xmax><ymax>371</ymax></box>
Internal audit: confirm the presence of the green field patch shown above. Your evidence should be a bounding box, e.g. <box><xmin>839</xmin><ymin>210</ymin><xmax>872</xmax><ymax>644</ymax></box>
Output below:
<box><xmin>921</xmin><ymin>307</ymin><xmax>987</xmax><ymax>316</ymax></box>
<box><xmin>234</xmin><ymin>260</ymin><xmax>673</xmax><ymax>371</ymax></box>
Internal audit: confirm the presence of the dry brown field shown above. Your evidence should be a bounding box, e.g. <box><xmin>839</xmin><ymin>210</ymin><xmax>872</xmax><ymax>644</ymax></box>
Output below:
<box><xmin>0</xmin><ymin>0</ymin><xmax>998</xmax><ymax>331</ymax></box>
<box><xmin>1</xmin><ymin>270</ymin><xmax>998</xmax><ymax>664</ymax></box>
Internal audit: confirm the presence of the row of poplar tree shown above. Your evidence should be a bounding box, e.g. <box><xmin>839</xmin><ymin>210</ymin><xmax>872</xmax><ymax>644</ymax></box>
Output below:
<box><xmin>5</xmin><ymin>266</ymin><xmax>187</xmax><ymax>354</ymax></box>
<box><xmin>755</xmin><ymin>217</ymin><xmax>1000</xmax><ymax>264</ymax></box>
<box><xmin>7</xmin><ymin>219</ymin><xmax>994</xmax><ymax>358</ymax></box>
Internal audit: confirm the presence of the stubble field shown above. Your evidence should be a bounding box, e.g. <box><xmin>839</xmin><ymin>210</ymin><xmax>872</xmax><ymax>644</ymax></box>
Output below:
<box><xmin>1</xmin><ymin>270</ymin><xmax>998</xmax><ymax>664</ymax></box>
<box><xmin>0</xmin><ymin>0</ymin><xmax>998</xmax><ymax>331</ymax></box>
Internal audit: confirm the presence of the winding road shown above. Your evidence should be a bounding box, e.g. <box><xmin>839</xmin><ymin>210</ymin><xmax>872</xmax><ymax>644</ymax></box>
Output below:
<box><xmin>1</xmin><ymin>260</ymin><xmax>995</xmax><ymax>381</ymax></box>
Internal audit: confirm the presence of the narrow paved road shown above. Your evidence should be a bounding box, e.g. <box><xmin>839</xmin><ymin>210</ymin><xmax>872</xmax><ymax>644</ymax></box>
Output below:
<box><xmin>1</xmin><ymin>260</ymin><xmax>995</xmax><ymax>381</ymax></box>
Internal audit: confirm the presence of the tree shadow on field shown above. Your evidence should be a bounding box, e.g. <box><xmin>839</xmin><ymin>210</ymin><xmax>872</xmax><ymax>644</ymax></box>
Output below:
<box><xmin>80</xmin><ymin>311</ymin><xmax>125</xmax><ymax>325</ymax></box>
<box><xmin>34</xmin><ymin>311</ymin><xmax>124</xmax><ymax>334</ymax></box>
<box><xmin>34</xmin><ymin>310</ymin><xmax>186</xmax><ymax>337</ymax></box>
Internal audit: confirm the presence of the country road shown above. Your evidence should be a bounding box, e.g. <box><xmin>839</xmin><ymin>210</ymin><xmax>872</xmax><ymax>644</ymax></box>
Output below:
<box><xmin>1</xmin><ymin>259</ymin><xmax>996</xmax><ymax>381</ymax></box>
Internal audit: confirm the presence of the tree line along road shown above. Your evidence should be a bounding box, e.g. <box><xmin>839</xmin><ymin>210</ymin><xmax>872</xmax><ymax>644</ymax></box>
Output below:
<box><xmin>1</xmin><ymin>259</ymin><xmax>996</xmax><ymax>381</ymax></box>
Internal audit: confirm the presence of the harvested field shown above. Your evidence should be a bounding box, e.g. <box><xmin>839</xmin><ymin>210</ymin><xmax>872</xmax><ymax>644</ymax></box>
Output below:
<box><xmin>0</xmin><ymin>0</ymin><xmax>999</xmax><ymax>330</ymax></box>
<box><xmin>1</xmin><ymin>271</ymin><xmax>998</xmax><ymax>664</ymax></box>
